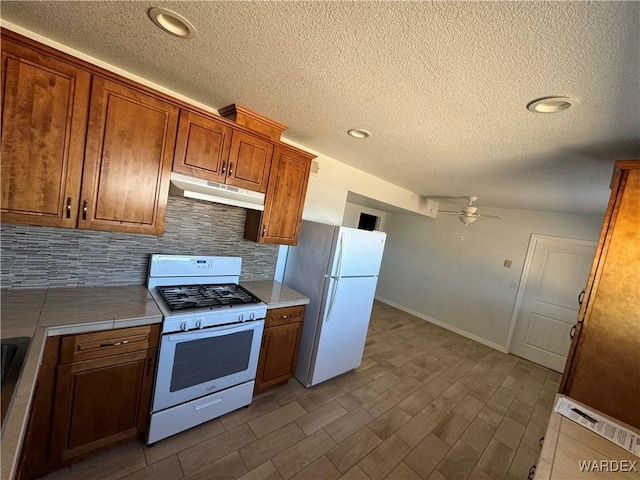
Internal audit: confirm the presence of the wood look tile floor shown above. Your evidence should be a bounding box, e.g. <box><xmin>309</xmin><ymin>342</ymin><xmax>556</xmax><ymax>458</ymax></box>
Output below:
<box><xmin>41</xmin><ymin>302</ymin><xmax>559</xmax><ymax>480</ymax></box>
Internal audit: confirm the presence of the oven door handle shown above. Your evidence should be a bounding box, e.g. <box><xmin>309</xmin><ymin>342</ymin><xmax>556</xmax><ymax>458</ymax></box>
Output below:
<box><xmin>166</xmin><ymin>321</ymin><xmax>262</xmax><ymax>342</ymax></box>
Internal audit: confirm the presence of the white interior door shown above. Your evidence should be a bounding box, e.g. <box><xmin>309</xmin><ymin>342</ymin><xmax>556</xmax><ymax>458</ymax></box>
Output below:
<box><xmin>310</xmin><ymin>275</ymin><xmax>378</xmax><ymax>385</ymax></box>
<box><xmin>510</xmin><ymin>235</ymin><xmax>596</xmax><ymax>372</ymax></box>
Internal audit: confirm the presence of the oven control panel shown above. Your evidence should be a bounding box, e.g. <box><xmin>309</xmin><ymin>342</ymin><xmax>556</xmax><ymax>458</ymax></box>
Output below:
<box><xmin>149</xmin><ymin>254</ymin><xmax>241</xmax><ymax>278</ymax></box>
<box><xmin>193</xmin><ymin>259</ymin><xmax>212</xmax><ymax>268</ymax></box>
<box><xmin>162</xmin><ymin>305</ymin><xmax>267</xmax><ymax>334</ymax></box>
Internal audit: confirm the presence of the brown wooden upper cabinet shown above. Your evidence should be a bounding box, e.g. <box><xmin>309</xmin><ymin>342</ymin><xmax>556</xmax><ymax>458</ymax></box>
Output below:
<box><xmin>245</xmin><ymin>145</ymin><xmax>314</xmax><ymax>245</ymax></box>
<box><xmin>1</xmin><ymin>36</ymin><xmax>90</xmax><ymax>229</ymax></box>
<box><xmin>1</xmin><ymin>30</ymin><xmax>315</xmax><ymax>243</ymax></box>
<box><xmin>78</xmin><ymin>78</ymin><xmax>178</xmax><ymax>234</ymax></box>
<box><xmin>173</xmin><ymin>109</ymin><xmax>273</xmax><ymax>193</ymax></box>
<box><xmin>1</xmin><ymin>32</ymin><xmax>179</xmax><ymax>235</ymax></box>
<box><xmin>560</xmin><ymin>160</ymin><xmax>640</xmax><ymax>429</ymax></box>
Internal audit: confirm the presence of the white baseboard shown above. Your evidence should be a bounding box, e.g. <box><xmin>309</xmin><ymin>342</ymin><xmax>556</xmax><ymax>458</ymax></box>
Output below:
<box><xmin>374</xmin><ymin>296</ymin><xmax>509</xmax><ymax>354</ymax></box>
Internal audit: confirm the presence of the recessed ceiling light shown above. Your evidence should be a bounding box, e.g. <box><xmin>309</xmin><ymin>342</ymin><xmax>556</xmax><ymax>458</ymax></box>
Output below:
<box><xmin>527</xmin><ymin>96</ymin><xmax>575</xmax><ymax>113</ymax></box>
<box><xmin>148</xmin><ymin>7</ymin><xmax>196</xmax><ymax>39</ymax></box>
<box><xmin>347</xmin><ymin>129</ymin><xmax>372</xmax><ymax>139</ymax></box>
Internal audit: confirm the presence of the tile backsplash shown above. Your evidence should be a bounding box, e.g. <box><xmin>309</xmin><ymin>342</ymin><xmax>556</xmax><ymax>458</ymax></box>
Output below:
<box><xmin>1</xmin><ymin>195</ymin><xmax>279</xmax><ymax>289</ymax></box>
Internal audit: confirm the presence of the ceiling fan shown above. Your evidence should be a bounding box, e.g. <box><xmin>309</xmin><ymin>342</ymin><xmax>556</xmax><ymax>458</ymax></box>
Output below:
<box><xmin>438</xmin><ymin>196</ymin><xmax>502</xmax><ymax>225</ymax></box>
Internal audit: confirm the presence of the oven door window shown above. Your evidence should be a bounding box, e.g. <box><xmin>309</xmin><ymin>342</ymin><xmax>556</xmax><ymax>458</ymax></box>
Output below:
<box><xmin>170</xmin><ymin>330</ymin><xmax>254</xmax><ymax>392</ymax></box>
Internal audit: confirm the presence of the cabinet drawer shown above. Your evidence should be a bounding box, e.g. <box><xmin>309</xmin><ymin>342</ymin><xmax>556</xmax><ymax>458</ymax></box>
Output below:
<box><xmin>265</xmin><ymin>305</ymin><xmax>305</xmax><ymax>328</ymax></box>
<box><xmin>60</xmin><ymin>325</ymin><xmax>160</xmax><ymax>364</ymax></box>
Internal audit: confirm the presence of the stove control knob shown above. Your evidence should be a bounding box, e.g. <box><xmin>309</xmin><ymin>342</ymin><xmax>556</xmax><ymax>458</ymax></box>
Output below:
<box><xmin>195</xmin><ymin>319</ymin><xmax>203</xmax><ymax>329</ymax></box>
<box><xmin>238</xmin><ymin>313</ymin><xmax>245</xmax><ymax>322</ymax></box>
<box><xmin>180</xmin><ymin>321</ymin><xmax>189</xmax><ymax>332</ymax></box>
<box><xmin>249</xmin><ymin>312</ymin><xmax>256</xmax><ymax>320</ymax></box>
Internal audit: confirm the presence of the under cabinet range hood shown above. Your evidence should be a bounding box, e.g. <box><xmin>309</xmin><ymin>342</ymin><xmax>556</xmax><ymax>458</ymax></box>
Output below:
<box><xmin>169</xmin><ymin>172</ymin><xmax>265</xmax><ymax>211</ymax></box>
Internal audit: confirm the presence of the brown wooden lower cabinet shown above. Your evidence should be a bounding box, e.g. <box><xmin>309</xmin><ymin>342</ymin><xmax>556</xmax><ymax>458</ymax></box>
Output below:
<box><xmin>18</xmin><ymin>325</ymin><xmax>159</xmax><ymax>479</ymax></box>
<box><xmin>255</xmin><ymin>306</ymin><xmax>305</xmax><ymax>394</ymax></box>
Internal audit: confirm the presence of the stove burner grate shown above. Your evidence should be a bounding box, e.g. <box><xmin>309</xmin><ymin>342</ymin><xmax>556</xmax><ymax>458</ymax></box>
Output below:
<box><xmin>157</xmin><ymin>283</ymin><xmax>261</xmax><ymax>311</ymax></box>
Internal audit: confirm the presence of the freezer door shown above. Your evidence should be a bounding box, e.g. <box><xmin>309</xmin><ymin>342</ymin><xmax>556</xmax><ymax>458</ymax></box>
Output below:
<box><xmin>309</xmin><ymin>275</ymin><xmax>378</xmax><ymax>386</ymax></box>
<box><xmin>329</xmin><ymin>228</ymin><xmax>386</xmax><ymax>278</ymax></box>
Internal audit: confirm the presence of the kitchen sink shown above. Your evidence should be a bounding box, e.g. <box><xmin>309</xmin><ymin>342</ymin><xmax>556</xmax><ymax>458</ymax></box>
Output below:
<box><xmin>1</xmin><ymin>337</ymin><xmax>31</xmax><ymax>429</ymax></box>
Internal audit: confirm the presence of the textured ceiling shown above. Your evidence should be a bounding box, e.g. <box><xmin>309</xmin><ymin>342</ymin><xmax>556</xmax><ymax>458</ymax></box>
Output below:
<box><xmin>2</xmin><ymin>1</ymin><xmax>639</xmax><ymax>214</ymax></box>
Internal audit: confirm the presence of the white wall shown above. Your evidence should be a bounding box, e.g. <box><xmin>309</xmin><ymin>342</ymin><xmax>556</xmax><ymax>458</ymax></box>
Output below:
<box><xmin>280</xmin><ymin>140</ymin><xmax>435</xmax><ymax>225</ymax></box>
<box><xmin>342</xmin><ymin>202</ymin><xmax>387</xmax><ymax>231</ymax></box>
<box><xmin>375</xmin><ymin>208</ymin><xmax>604</xmax><ymax>351</ymax></box>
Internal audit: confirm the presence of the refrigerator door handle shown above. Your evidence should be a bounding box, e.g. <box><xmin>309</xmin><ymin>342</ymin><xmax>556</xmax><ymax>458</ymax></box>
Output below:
<box><xmin>325</xmin><ymin>278</ymin><xmax>339</xmax><ymax>322</ymax></box>
<box><xmin>335</xmin><ymin>232</ymin><xmax>345</xmax><ymax>279</ymax></box>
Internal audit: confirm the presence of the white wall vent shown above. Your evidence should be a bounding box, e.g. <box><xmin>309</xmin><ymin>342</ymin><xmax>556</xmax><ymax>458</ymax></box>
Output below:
<box><xmin>310</xmin><ymin>160</ymin><xmax>320</xmax><ymax>176</ymax></box>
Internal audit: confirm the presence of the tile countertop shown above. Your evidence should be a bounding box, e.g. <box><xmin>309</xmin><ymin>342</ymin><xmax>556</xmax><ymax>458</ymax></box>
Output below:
<box><xmin>535</xmin><ymin>395</ymin><xmax>640</xmax><ymax>479</ymax></box>
<box><xmin>0</xmin><ymin>286</ymin><xmax>162</xmax><ymax>480</ymax></box>
<box><xmin>240</xmin><ymin>280</ymin><xmax>310</xmax><ymax>309</ymax></box>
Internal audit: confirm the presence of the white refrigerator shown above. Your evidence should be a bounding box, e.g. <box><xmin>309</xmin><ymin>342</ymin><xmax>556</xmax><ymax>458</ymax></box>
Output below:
<box><xmin>283</xmin><ymin>220</ymin><xmax>387</xmax><ymax>387</ymax></box>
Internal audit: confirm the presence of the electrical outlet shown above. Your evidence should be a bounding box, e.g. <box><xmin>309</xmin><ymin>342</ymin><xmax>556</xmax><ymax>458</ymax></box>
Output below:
<box><xmin>504</xmin><ymin>260</ymin><xmax>512</xmax><ymax>268</ymax></box>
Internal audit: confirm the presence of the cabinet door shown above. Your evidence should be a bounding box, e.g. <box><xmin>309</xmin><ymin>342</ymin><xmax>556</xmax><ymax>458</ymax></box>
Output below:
<box><xmin>50</xmin><ymin>348</ymin><xmax>157</xmax><ymax>462</ymax></box>
<box><xmin>18</xmin><ymin>336</ymin><xmax>61</xmax><ymax>478</ymax></box>
<box><xmin>246</xmin><ymin>145</ymin><xmax>312</xmax><ymax>245</ymax></box>
<box><xmin>226</xmin><ymin>130</ymin><xmax>273</xmax><ymax>193</ymax></box>
<box><xmin>561</xmin><ymin>164</ymin><xmax>640</xmax><ymax>429</ymax></box>
<box><xmin>1</xmin><ymin>38</ymin><xmax>90</xmax><ymax>228</ymax></box>
<box><xmin>255</xmin><ymin>322</ymin><xmax>302</xmax><ymax>393</ymax></box>
<box><xmin>172</xmin><ymin>109</ymin><xmax>232</xmax><ymax>183</ymax></box>
<box><xmin>79</xmin><ymin>77</ymin><xmax>179</xmax><ymax>234</ymax></box>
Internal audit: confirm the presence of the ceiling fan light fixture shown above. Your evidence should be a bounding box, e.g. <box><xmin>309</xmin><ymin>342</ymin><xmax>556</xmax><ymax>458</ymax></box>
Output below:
<box><xmin>462</xmin><ymin>206</ymin><xmax>478</xmax><ymax>215</ymax></box>
<box><xmin>148</xmin><ymin>7</ymin><xmax>196</xmax><ymax>39</ymax></box>
<box><xmin>347</xmin><ymin>129</ymin><xmax>372</xmax><ymax>139</ymax></box>
<box><xmin>459</xmin><ymin>216</ymin><xmax>478</xmax><ymax>225</ymax></box>
<box><xmin>527</xmin><ymin>96</ymin><xmax>574</xmax><ymax>113</ymax></box>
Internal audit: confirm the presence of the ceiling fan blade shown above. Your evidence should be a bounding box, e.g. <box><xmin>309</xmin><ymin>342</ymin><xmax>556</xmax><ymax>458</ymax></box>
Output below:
<box><xmin>477</xmin><ymin>214</ymin><xmax>503</xmax><ymax>220</ymax></box>
<box><xmin>425</xmin><ymin>195</ymin><xmax>470</xmax><ymax>201</ymax></box>
<box><xmin>438</xmin><ymin>209</ymin><xmax>461</xmax><ymax>214</ymax></box>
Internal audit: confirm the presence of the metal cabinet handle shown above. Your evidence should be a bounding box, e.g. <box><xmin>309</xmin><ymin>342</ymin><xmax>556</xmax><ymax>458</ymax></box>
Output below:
<box><xmin>221</xmin><ymin>162</ymin><xmax>226</xmax><ymax>175</ymax></box>
<box><xmin>99</xmin><ymin>339</ymin><xmax>129</xmax><ymax>348</ymax></box>
<box><xmin>527</xmin><ymin>464</ymin><xmax>536</xmax><ymax>480</ymax></box>
<box><xmin>82</xmin><ymin>200</ymin><xmax>88</xmax><ymax>220</ymax></box>
<box><xmin>228</xmin><ymin>162</ymin><xmax>233</xmax><ymax>175</ymax></box>
<box><xmin>262</xmin><ymin>226</ymin><xmax>266</xmax><ymax>237</ymax></box>
<box><xmin>578</xmin><ymin>289</ymin><xmax>585</xmax><ymax>305</ymax></box>
<box><xmin>570</xmin><ymin>325</ymin><xmax>576</xmax><ymax>339</ymax></box>
<box><xmin>66</xmin><ymin>197</ymin><xmax>72</xmax><ymax>218</ymax></box>
<box><xmin>281</xmin><ymin>315</ymin><xmax>289</xmax><ymax>319</ymax></box>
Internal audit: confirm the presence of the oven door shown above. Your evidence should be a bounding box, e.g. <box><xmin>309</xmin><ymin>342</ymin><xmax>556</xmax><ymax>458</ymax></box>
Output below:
<box><xmin>152</xmin><ymin>319</ymin><xmax>264</xmax><ymax>412</ymax></box>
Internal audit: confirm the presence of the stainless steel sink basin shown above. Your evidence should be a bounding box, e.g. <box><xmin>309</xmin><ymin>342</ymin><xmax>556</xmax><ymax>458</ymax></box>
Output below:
<box><xmin>1</xmin><ymin>337</ymin><xmax>31</xmax><ymax>428</ymax></box>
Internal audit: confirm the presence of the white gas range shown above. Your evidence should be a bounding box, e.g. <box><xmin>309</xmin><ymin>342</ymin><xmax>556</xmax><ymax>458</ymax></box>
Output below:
<box><xmin>146</xmin><ymin>254</ymin><xmax>266</xmax><ymax>444</ymax></box>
